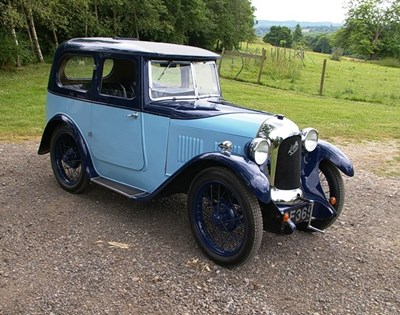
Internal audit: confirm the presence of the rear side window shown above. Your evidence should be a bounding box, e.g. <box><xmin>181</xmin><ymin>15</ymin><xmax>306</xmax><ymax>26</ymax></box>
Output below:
<box><xmin>58</xmin><ymin>55</ymin><xmax>94</xmax><ymax>92</ymax></box>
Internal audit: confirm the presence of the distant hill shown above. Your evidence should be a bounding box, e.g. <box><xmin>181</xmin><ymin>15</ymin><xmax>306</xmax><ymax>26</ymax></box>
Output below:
<box><xmin>255</xmin><ymin>20</ymin><xmax>342</xmax><ymax>36</ymax></box>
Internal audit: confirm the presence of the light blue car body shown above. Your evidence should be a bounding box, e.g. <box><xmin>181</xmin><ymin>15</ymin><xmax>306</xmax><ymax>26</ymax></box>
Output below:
<box><xmin>44</xmin><ymin>93</ymin><xmax>270</xmax><ymax>195</ymax></box>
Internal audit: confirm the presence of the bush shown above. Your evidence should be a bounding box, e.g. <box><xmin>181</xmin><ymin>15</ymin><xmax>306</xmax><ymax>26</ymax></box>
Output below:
<box><xmin>0</xmin><ymin>32</ymin><xmax>19</xmax><ymax>67</ymax></box>
<box><xmin>0</xmin><ymin>31</ymin><xmax>35</xmax><ymax>68</ymax></box>
<box><xmin>331</xmin><ymin>47</ymin><xmax>344</xmax><ymax>61</ymax></box>
<box><xmin>371</xmin><ymin>57</ymin><xmax>400</xmax><ymax>68</ymax></box>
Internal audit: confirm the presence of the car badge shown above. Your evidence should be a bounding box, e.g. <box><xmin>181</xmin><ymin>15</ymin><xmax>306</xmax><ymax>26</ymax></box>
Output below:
<box><xmin>288</xmin><ymin>141</ymin><xmax>299</xmax><ymax>156</ymax></box>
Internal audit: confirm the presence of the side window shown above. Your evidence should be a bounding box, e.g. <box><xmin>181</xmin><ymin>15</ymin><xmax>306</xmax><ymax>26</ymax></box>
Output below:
<box><xmin>58</xmin><ymin>55</ymin><xmax>94</xmax><ymax>92</ymax></box>
<box><xmin>100</xmin><ymin>58</ymin><xmax>136</xmax><ymax>99</ymax></box>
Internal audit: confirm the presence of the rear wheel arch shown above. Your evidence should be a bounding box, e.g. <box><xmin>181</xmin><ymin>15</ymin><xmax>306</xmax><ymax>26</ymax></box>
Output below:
<box><xmin>38</xmin><ymin>119</ymin><xmax>65</xmax><ymax>154</ymax></box>
<box><xmin>38</xmin><ymin>115</ymin><xmax>97</xmax><ymax>179</ymax></box>
<box><xmin>50</xmin><ymin>124</ymin><xmax>90</xmax><ymax>193</ymax></box>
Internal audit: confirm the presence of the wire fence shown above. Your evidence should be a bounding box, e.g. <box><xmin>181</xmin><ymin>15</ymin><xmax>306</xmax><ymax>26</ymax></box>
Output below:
<box><xmin>218</xmin><ymin>46</ymin><xmax>328</xmax><ymax>95</ymax></box>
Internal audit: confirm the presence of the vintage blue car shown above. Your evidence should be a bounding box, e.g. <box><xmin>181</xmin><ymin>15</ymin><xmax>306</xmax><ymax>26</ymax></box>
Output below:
<box><xmin>38</xmin><ymin>38</ymin><xmax>354</xmax><ymax>266</ymax></box>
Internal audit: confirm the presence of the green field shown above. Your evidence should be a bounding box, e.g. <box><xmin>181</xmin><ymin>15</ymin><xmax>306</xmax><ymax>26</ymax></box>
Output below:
<box><xmin>220</xmin><ymin>41</ymin><xmax>400</xmax><ymax>107</ymax></box>
<box><xmin>0</xmin><ymin>58</ymin><xmax>399</xmax><ymax>142</ymax></box>
<box><xmin>0</xmin><ymin>63</ymin><xmax>49</xmax><ymax>140</ymax></box>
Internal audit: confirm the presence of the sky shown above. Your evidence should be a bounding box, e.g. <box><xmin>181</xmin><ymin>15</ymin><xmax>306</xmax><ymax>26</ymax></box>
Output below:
<box><xmin>251</xmin><ymin>0</ymin><xmax>347</xmax><ymax>23</ymax></box>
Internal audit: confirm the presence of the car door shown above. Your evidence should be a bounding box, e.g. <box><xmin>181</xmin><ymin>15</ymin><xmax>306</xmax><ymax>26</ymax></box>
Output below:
<box><xmin>89</xmin><ymin>56</ymin><xmax>145</xmax><ymax>179</ymax></box>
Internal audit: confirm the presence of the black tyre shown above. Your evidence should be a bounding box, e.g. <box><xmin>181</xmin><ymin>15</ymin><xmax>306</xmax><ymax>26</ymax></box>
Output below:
<box><xmin>187</xmin><ymin>167</ymin><xmax>263</xmax><ymax>266</ymax></box>
<box><xmin>50</xmin><ymin>125</ymin><xmax>89</xmax><ymax>193</ymax></box>
<box><xmin>312</xmin><ymin>160</ymin><xmax>345</xmax><ymax>230</ymax></box>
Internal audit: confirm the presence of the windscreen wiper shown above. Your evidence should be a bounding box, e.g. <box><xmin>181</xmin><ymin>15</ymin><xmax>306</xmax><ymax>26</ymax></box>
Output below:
<box><xmin>157</xmin><ymin>61</ymin><xmax>172</xmax><ymax>81</ymax></box>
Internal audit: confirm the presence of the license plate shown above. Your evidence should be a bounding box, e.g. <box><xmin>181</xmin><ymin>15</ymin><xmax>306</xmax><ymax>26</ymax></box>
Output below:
<box><xmin>288</xmin><ymin>204</ymin><xmax>312</xmax><ymax>224</ymax></box>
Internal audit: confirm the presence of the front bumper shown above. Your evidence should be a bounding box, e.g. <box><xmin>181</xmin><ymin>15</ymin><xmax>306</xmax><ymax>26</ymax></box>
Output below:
<box><xmin>261</xmin><ymin>196</ymin><xmax>325</xmax><ymax>234</ymax></box>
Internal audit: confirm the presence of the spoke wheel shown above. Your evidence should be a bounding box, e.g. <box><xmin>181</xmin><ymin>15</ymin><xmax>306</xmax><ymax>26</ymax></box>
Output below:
<box><xmin>188</xmin><ymin>167</ymin><xmax>263</xmax><ymax>266</ymax></box>
<box><xmin>50</xmin><ymin>125</ymin><xmax>89</xmax><ymax>193</ymax></box>
<box><xmin>313</xmin><ymin>160</ymin><xmax>345</xmax><ymax>230</ymax></box>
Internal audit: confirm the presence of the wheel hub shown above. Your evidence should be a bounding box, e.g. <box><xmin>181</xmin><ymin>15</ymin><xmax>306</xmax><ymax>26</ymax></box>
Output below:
<box><xmin>63</xmin><ymin>148</ymin><xmax>80</xmax><ymax>168</ymax></box>
<box><xmin>211</xmin><ymin>201</ymin><xmax>241</xmax><ymax>232</ymax></box>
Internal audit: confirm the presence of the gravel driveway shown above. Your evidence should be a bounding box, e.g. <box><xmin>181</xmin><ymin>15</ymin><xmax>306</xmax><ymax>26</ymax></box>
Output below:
<box><xmin>0</xmin><ymin>141</ymin><xmax>399</xmax><ymax>314</ymax></box>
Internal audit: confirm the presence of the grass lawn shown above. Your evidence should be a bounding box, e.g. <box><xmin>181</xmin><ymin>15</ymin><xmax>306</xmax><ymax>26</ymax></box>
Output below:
<box><xmin>220</xmin><ymin>41</ymin><xmax>400</xmax><ymax>107</ymax></box>
<box><xmin>0</xmin><ymin>63</ymin><xmax>49</xmax><ymax>140</ymax></box>
<box><xmin>0</xmin><ymin>62</ymin><xmax>399</xmax><ymax>143</ymax></box>
<box><xmin>221</xmin><ymin>78</ymin><xmax>400</xmax><ymax>141</ymax></box>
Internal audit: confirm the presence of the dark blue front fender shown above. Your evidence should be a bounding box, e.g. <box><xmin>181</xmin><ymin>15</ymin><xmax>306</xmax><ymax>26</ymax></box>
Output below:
<box><xmin>193</xmin><ymin>153</ymin><xmax>271</xmax><ymax>204</ymax></box>
<box><xmin>302</xmin><ymin>140</ymin><xmax>354</xmax><ymax>219</ymax></box>
<box><xmin>310</xmin><ymin>141</ymin><xmax>354</xmax><ymax>177</ymax></box>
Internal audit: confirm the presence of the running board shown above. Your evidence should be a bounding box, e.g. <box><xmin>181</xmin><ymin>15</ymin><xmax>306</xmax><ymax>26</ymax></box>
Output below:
<box><xmin>91</xmin><ymin>177</ymin><xmax>148</xmax><ymax>199</ymax></box>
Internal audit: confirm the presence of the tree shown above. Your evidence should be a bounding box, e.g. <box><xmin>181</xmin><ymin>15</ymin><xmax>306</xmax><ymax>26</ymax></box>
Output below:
<box><xmin>336</xmin><ymin>0</ymin><xmax>400</xmax><ymax>59</ymax></box>
<box><xmin>21</xmin><ymin>0</ymin><xmax>44</xmax><ymax>62</ymax></box>
<box><xmin>0</xmin><ymin>0</ymin><xmax>257</xmax><ymax>66</ymax></box>
<box><xmin>292</xmin><ymin>24</ymin><xmax>303</xmax><ymax>45</ymax></box>
<box><xmin>161</xmin><ymin>0</ymin><xmax>209</xmax><ymax>45</ymax></box>
<box><xmin>314</xmin><ymin>35</ymin><xmax>332</xmax><ymax>54</ymax></box>
<box><xmin>204</xmin><ymin>0</ymin><xmax>256</xmax><ymax>50</ymax></box>
<box><xmin>263</xmin><ymin>26</ymin><xmax>292</xmax><ymax>47</ymax></box>
<box><xmin>0</xmin><ymin>0</ymin><xmax>23</xmax><ymax>66</ymax></box>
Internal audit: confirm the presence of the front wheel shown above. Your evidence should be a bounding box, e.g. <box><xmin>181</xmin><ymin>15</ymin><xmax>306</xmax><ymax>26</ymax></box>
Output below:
<box><xmin>187</xmin><ymin>167</ymin><xmax>263</xmax><ymax>266</ymax></box>
<box><xmin>50</xmin><ymin>125</ymin><xmax>89</xmax><ymax>193</ymax></box>
<box><xmin>312</xmin><ymin>160</ymin><xmax>345</xmax><ymax>230</ymax></box>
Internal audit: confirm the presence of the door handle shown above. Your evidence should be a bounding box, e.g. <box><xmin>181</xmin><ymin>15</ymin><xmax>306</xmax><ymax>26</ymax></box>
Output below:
<box><xmin>126</xmin><ymin>112</ymin><xmax>139</xmax><ymax>119</ymax></box>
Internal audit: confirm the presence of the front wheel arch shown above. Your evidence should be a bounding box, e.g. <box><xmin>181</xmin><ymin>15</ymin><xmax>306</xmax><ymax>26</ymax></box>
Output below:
<box><xmin>313</xmin><ymin>159</ymin><xmax>345</xmax><ymax>229</ymax></box>
<box><xmin>161</xmin><ymin>153</ymin><xmax>270</xmax><ymax>204</ymax></box>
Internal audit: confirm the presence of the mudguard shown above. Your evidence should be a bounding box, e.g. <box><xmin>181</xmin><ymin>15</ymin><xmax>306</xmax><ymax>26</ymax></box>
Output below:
<box><xmin>197</xmin><ymin>153</ymin><xmax>271</xmax><ymax>203</ymax></box>
<box><xmin>302</xmin><ymin>140</ymin><xmax>354</xmax><ymax>219</ymax></box>
<box><xmin>37</xmin><ymin>114</ymin><xmax>97</xmax><ymax>178</ymax></box>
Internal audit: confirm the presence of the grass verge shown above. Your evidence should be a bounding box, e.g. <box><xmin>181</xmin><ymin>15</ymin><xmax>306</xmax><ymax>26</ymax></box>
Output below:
<box><xmin>0</xmin><ymin>63</ymin><xmax>399</xmax><ymax>143</ymax></box>
<box><xmin>0</xmin><ymin>63</ymin><xmax>49</xmax><ymax>141</ymax></box>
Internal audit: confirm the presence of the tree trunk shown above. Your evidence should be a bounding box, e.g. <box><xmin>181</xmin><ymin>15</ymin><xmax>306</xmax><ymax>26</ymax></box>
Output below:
<box><xmin>24</xmin><ymin>5</ymin><xmax>44</xmax><ymax>63</ymax></box>
<box><xmin>7</xmin><ymin>2</ymin><xmax>20</xmax><ymax>66</ymax></box>
<box><xmin>23</xmin><ymin>12</ymin><xmax>34</xmax><ymax>49</ymax></box>
<box><xmin>10</xmin><ymin>26</ymin><xmax>21</xmax><ymax>67</ymax></box>
<box><xmin>133</xmin><ymin>10</ymin><xmax>140</xmax><ymax>39</ymax></box>
<box><xmin>52</xmin><ymin>28</ymin><xmax>59</xmax><ymax>47</ymax></box>
<box><xmin>93</xmin><ymin>0</ymin><xmax>98</xmax><ymax>35</ymax></box>
<box><xmin>85</xmin><ymin>16</ymin><xmax>88</xmax><ymax>37</ymax></box>
<box><xmin>7</xmin><ymin>0</ymin><xmax>21</xmax><ymax>67</ymax></box>
<box><xmin>93</xmin><ymin>0</ymin><xmax>98</xmax><ymax>21</ymax></box>
<box><xmin>113</xmin><ymin>8</ymin><xmax>118</xmax><ymax>36</ymax></box>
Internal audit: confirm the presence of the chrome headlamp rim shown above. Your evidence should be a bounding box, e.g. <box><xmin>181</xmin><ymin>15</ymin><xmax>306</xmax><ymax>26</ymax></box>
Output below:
<box><xmin>302</xmin><ymin>128</ymin><xmax>319</xmax><ymax>152</ymax></box>
<box><xmin>248</xmin><ymin>138</ymin><xmax>271</xmax><ymax>165</ymax></box>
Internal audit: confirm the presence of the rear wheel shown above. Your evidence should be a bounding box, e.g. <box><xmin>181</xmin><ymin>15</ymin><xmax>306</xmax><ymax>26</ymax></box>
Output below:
<box><xmin>312</xmin><ymin>160</ymin><xmax>345</xmax><ymax>230</ymax></box>
<box><xmin>187</xmin><ymin>167</ymin><xmax>263</xmax><ymax>266</ymax></box>
<box><xmin>50</xmin><ymin>125</ymin><xmax>89</xmax><ymax>193</ymax></box>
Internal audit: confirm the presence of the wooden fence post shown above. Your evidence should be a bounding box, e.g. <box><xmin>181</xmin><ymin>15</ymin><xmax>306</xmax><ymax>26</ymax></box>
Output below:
<box><xmin>257</xmin><ymin>48</ymin><xmax>266</xmax><ymax>84</ymax></box>
<box><xmin>218</xmin><ymin>48</ymin><xmax>225</xmax><ymax>76</ymax></box>
<box><xmin>319</xmin><ymin>59</ymin><xmax>327</xmax><ymax>96</ymax></box>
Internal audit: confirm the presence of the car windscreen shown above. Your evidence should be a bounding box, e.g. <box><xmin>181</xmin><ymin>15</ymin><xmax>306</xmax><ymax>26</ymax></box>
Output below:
<box><xmin>149</xmin><ymin>60</ymin><xmax>220</xmax><ymax>100</ymax></box>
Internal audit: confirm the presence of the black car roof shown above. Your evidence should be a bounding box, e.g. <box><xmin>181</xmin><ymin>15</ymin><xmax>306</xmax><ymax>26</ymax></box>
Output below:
<box><xmin>58</xmin><ymin>37</ymin><xmax>220</xmax><ymax>60</ymax></box>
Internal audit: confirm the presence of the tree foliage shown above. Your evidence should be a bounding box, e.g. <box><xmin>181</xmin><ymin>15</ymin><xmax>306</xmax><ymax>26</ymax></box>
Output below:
<box><xmin>292</xmin><ymin>24</ymin><xmax>304</xmax><ymax>45</ymax></box>
<box><xmin>315</xmin><ymin>35</ymin><xmax>333</xmax><ymax>54</ymax></box>
<box><xmin>0</xmin><ymin>0</ymin><xmax>256</xmax><ymax>67</ymax></box>
<box><xmin>263</xmin><ymin>26</ymin><xmax>292</xmax><ymax>48</ymax></box>
<box><xmin>335</xmin><ymin>0</ymin><xmax>400</xmax><ymax>59</ymax></box>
